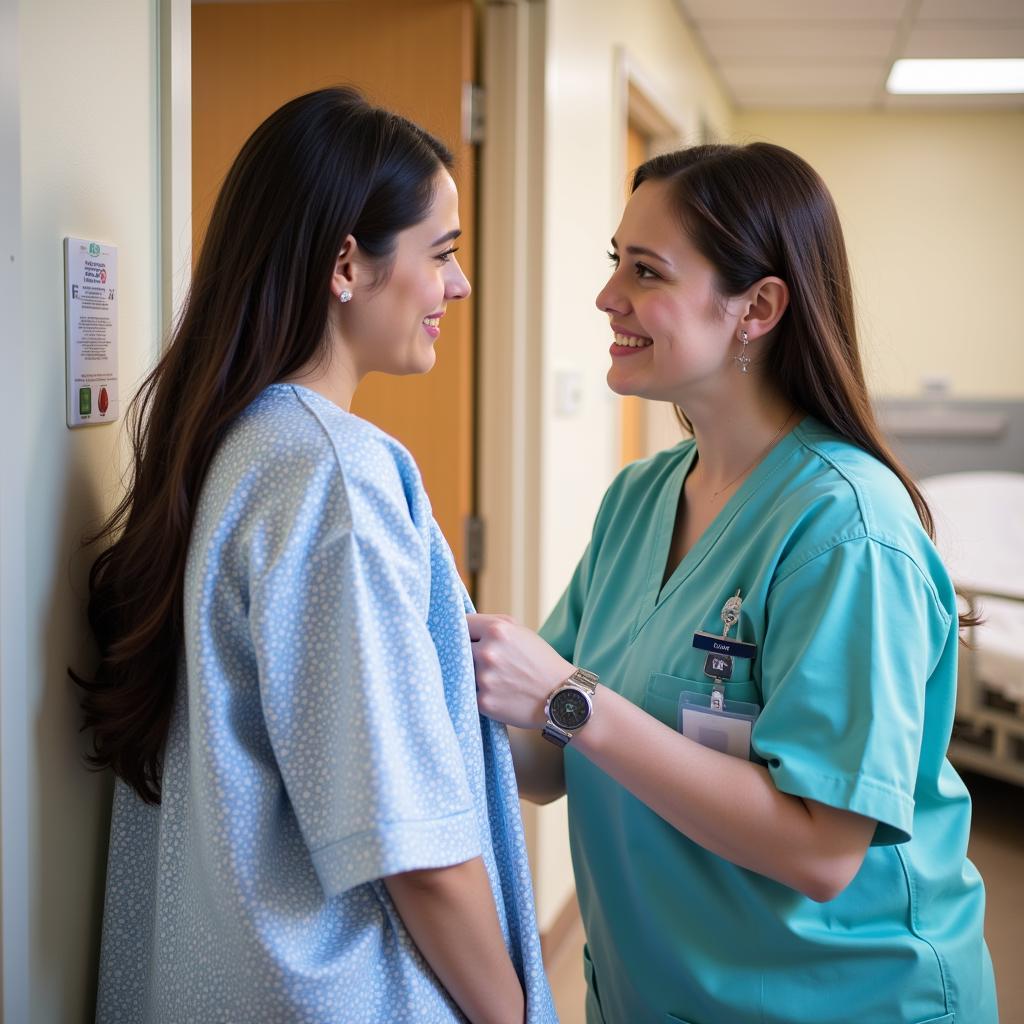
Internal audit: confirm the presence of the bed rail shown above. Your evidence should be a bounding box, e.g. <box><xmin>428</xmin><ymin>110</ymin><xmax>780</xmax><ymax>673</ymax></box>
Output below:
<box><xmin>949</xmin><ymin>587</ymin><xmax>1024</xmax><ymax>788</ymax></box>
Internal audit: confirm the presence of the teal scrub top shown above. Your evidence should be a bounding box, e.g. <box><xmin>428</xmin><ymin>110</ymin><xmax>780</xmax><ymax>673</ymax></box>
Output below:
<box><xmin>541</xmin><ymin>417</ymin><xmax>997</xmax><ymax>1024</ymax></box>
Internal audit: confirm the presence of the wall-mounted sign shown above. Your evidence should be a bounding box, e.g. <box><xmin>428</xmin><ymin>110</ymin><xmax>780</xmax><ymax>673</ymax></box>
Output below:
<box><xmin>64</xmin><ymin>237</ymin><xmax>119</xmax><ymax>428</ymax></box>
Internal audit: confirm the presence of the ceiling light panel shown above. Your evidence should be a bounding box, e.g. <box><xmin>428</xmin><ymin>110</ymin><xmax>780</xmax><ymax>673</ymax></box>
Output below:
<box><xmin>887</xmin><ymin>58</ymin><xmax>1024</xmax><ymax>93</ymax></box>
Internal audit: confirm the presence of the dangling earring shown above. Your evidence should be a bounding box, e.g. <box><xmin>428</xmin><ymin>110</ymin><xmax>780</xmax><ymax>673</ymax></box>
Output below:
<box><xmin>734</xmin><ymin>330</ymin><xmax>751</xmax><ymax>374</ymax></box>
<box><xmin>339</xmin><ymin>289</ymin><xmax>352</xmax><ymax>303</ymax></box>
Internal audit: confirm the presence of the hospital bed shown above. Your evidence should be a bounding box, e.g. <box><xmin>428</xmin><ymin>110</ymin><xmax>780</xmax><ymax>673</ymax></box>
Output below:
<box><xmin>921</xmin><ymin>471</ymin><xmax>1024</xmax><ymax>787</ymax></box>
<box><xmin>877</xmin><ymin>398</ymin><xmax>1024</xmax><ymax>787</ymax></box>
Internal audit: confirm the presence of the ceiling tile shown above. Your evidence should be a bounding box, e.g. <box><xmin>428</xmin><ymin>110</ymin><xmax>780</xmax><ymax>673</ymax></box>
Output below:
<box><xmin>699</xmin><ymin>24</ymin><xmax>896</xmax><ymax>60</ymax></box>
<box><xmin>719</xmin><ymin>61</ymin><xmax>887</xmax><ymax>91</ymax></box>
<box><xmin>677</xmin><ymin>0</ymin><xmax>909</xmax><ymax>23</ymax></box>
<box><xmin>903</xmin><ymin>25</ymin><xmax>1024</xmax><ymax>57</ymax></box>
<box><xmin>916</xmin><ymin>0</ymin><xmax>1024</xmax><ymax>22</ymax></box>
<box><xmin>676</xmin><ymin>0</ymin><xmax>1024</xmax><ymax>110</ymax></box>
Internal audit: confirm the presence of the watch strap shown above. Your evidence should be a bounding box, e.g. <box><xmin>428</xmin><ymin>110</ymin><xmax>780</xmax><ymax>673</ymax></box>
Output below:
<box><xmin>541</xmin><ymin>723</ymin><xmax>571</xmax><ymax>748</ymax></box>
<box><xmin>566</xmin><ymin>667</ymin><xmax>598</xmax><ymax>696</ymax></box>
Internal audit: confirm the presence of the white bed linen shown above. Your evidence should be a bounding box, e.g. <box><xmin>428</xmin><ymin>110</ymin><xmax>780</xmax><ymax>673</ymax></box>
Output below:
<box><xmin>921</xmin><ymin>471</ymin><xmax>1024</xmax><ymax>702</ymax></box>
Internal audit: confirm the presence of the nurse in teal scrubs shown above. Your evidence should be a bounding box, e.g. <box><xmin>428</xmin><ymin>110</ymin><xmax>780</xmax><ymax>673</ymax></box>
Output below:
<box><xmin>469</xmin><ymin>143</ymin><xmax>998</xmax><ymax>1024</ymax></box>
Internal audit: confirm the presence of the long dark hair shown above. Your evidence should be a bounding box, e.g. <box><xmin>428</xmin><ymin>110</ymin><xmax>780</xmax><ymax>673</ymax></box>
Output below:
<box><xmin>633</xmin><ymin>143</ymin><xmax>977</xmax><ymax>632</ymax></box>
<box><xmin>72</xmin><ymin>87</ymin><xmax>453</xmax><ymax>802</ymax></box>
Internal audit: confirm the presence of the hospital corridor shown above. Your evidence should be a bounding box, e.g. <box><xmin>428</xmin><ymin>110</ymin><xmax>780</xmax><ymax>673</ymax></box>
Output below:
<box><xmin>2</xmin><ymin>0</ymin><xmax>1023</xmax><ymax>1021</ymax></box>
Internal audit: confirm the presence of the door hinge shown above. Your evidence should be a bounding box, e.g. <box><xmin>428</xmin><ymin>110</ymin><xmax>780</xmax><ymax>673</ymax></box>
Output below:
<box><xmin>465</xmin><ymin>515</ymin><xmax>485</xmax><ymax>575</ymax></box>
<box><xmin>462</xmin><ymin>83</ymin><xmax>485</xmax><ymax>145</ymax></box>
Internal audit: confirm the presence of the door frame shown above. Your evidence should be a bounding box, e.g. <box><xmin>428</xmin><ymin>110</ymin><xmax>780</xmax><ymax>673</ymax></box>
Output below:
<box><xmin>161</xmin><ymin>0</ymin><xmax>192</xmax><ymax>345</ymax></box>
<box><xmin>475</xmin><ymin>0</ymin><xmax>548</xmax><ymax>880</ymax></box>
<box><xmin>613</xmin><ymin>47</ymin><xmax>687</xmax><ymax>461</ymax></box>
<box><xmin>476</xmin><ymin>0</ymin><xmax>546</xmax><ymax>628</ymax></box>
<box><xmin>613</xmin><ymin>45</ymin><xmax>686</xmax><ymax>168</ymax></box>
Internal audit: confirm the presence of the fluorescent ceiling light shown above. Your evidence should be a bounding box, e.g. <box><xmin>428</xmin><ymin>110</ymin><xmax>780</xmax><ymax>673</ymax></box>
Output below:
<box><xmin>887</xmin><ymin>59</ymin><xmax>1024</xmax><ymax>94</ymax></box>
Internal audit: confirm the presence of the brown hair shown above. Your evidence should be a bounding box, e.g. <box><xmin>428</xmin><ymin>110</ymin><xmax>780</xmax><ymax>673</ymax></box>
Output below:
<box><xmin>633</xmin><ymin>143</ymin><xmax>977</xmax><ymax>633</ymax></box>
<box><xmin>72</xmin><ymin>87</ymin><xmax>453</xmax><ymax>802</ymax></box>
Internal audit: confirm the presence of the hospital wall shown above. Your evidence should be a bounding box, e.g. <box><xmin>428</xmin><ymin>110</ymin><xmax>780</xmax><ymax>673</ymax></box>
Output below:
<box><xmin>732</xmin><ymin>108</ymin><xmax>1024</xmax><ymax>400</ymax></box>
<box><xmin>530</xmin><ymin>0</ymin><xmax>733</xmax><ymax>931</ymax></box>
<box><xmin>1</xmin><ymin>1</ymin><xmax>162</xmax><ymax>1019</ymax></box>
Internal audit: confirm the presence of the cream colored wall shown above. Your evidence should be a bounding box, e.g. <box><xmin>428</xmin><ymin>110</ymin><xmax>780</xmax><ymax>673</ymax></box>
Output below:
<box><xmin>733</xmin><ymin>109</ymin><xmax>1024</xmax><ymax>399</ymax></box>
<box><xmin>529</xmin><ymin>0</ymin><xmax>732</xmax><ymax>931</ymax></box>
<box><xmin>539</xmin><ymin>0</ymin><xmax>730</xmax><ymax>613</ymax></box>
<box><xmin>5</xmin><ymin>1</ymin><xmax>162</xmax><ymax>1018</ymax></box>
<box><xmin>1</xmin><ymin>0</ymin><xmax>26</xmax><ymax>1015</ymax></box>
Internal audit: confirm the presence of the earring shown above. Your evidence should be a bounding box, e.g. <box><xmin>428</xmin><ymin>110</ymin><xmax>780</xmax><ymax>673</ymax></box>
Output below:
<box><xmin>734</xmin><ymin>330</ymin><xmax>751</xmax><ymax>374</ymax></box>
<box><xmin>339</xmin><ymin>289</ymin><xmax>352</xmax><ymax>303</ymax></box>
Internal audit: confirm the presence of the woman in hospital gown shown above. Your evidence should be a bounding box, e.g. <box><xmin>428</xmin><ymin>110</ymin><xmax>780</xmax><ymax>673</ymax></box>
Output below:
<box><xmin>76</xmin><ymin>88</ymin><xmax>555</xmax><ymax>1023</ymax></box>
<box><xmin>470</xmin><ymin>144</ymin><xmax>997</xmax><ymax>1024</ymax></box>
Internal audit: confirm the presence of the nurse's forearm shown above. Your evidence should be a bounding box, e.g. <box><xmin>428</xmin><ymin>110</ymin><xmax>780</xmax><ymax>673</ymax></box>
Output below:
<box><xmin>383</xmin><ymin>857</ymin><xmax>525</xmax><ymax>1024</ymax></box>
<box><xmin>507</xmin><ymin>726</ymin><xmax>566</xmax><ymax>804</ymax></box>
<box><xmin>573</xmin><ymin>686</ymin><xmax>874</xmax><ymax>902</ymax></box>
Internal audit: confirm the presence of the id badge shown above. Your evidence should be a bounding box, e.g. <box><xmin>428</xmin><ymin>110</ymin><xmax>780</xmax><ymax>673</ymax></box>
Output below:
<box><xmin>678</xmin><ymin>691</ymin><xmax>763</xmax><ymax>763</ymax></box>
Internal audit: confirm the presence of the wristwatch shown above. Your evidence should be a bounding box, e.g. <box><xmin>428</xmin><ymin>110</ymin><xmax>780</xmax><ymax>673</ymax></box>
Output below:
<box><xmin>541</xmin><ymin>667</ymin><xmax>599</xmax><ymax>748</ymax></box>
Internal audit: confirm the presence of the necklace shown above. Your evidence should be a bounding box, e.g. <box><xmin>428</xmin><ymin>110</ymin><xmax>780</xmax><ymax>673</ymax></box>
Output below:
<box><xmin>708</xmin><ymin>408</ymin><xmax>797</xmax><ymax>500</ymax></box>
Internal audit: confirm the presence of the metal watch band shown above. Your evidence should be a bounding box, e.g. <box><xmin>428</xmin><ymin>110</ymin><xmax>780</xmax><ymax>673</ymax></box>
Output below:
<box><xmin>566</xmin><ymin>667</ymin><xmax>598</xmax><ymax>696</ymax></box>
<box><xmin>540</xmin><ymin>666</ymin><xmax>599</xmax><ymax>748</ymax></box>
<box><xmin>541</xmin><ymin>723</ymin><xmax>571</xmax><ymax>748</ymax></box>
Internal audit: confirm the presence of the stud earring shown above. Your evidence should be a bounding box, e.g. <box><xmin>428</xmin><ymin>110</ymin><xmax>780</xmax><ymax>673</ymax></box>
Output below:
<box><xmin>339</xmin><ymin>289</ymin><xmax>352</xmax><ymax>303</ymax></box>
<box><xmin>734</xmin><ymin>330</ymin><xmax>751</xmax><ymax>374</ymax></box>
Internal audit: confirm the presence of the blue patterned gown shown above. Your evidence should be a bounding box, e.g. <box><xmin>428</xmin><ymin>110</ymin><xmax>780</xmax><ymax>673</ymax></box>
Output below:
<box><xmin>96</xmin><ymin>383</ymin><xmax>557</xmax><ymax>1023</ymax></box>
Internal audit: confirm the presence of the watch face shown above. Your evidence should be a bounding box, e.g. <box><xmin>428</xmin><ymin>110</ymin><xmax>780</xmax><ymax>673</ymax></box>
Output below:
<box><xmin>549</xmin><ymin>688</ymin><xmax>591</xmax><ymax>730</ymax></box>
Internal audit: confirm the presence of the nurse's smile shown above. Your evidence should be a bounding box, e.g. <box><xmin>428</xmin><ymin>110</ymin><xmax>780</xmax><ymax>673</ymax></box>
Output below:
<box><xmin>610</xmin><ymin>323</ymin><xmax>654</xmax><ymax>357</ymax></box>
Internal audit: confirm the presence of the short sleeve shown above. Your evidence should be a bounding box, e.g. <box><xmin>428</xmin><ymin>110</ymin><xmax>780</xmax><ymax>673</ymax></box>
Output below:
<box><xmin>248</xmin><ymin>453</ymin><xmax>480</xmax><ymax>897</ymax></box>
<box><xmin>756</xmin><ymin>537</ymin><xmax>952</xmax><ymax>845</ymax></box>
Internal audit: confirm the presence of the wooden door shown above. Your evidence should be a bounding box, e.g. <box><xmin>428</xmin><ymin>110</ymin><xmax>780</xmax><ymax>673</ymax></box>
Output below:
<box><xmin>620</xmin><ymin>119</ymin><xmax>649</xmax><ymax>467</ymax></box>
<box><xmin>193</xmin><ymin>0</ymin><xmax>477</xmax><ymax>578</ymax></box>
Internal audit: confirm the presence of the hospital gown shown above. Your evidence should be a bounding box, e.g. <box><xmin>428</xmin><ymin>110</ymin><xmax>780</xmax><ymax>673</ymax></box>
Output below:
<box><xmin>95</xmin><ymin>383</ymin><xmax>556</xmax><ymax>1023</ymax></box>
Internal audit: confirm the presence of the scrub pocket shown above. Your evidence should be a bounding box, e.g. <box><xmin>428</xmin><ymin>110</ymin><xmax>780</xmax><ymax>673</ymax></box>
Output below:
<box><xmin>644</xmin><ymin>673</ymin><xmax>761</xmax><ymax>727</ymax></box>
<box><xmin>645</xmin><ymin>673</ymin><xmax>764</xmax><ymax>762</ymax></box>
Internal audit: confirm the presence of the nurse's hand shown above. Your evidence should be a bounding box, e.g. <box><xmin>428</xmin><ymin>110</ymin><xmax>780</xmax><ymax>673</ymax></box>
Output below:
<box><xmin>467</xmin><ymin>614</ymin><xmax>574</xmax><ymax>730</ymax></box>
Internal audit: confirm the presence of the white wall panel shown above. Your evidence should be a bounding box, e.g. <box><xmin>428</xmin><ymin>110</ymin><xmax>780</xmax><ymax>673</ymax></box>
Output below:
<box><xmin>13</xmin><ymin>1</ymin><xmax>162</xmax><ymax>1018</ymax></box>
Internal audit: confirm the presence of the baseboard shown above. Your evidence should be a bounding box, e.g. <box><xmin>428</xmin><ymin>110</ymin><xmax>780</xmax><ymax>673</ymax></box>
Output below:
<box><xmin>540</xmin><ymin>892</ymin><xmax>581</xmax><ymax>967</ymax></box>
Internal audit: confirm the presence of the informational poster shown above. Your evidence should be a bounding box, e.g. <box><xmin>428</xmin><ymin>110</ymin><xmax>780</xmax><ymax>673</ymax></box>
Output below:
<box><xmin>64</xmin><ymin>237</ymin><xmax>119</xmax><ymax>428</ymax></box>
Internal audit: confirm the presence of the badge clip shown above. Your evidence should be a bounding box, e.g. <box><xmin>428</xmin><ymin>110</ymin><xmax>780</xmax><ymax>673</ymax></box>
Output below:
<box><xmin>692</xmin><ymin>590</ymin><xmax>757</xmax><ymax>709</ymax></box>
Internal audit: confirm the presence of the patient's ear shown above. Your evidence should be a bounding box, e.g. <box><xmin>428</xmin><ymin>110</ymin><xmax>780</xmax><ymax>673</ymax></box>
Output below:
<box><xmin>331</xmin><ymin>235</ymin><xmax>362</xmax><ymax>300</ymax></box>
